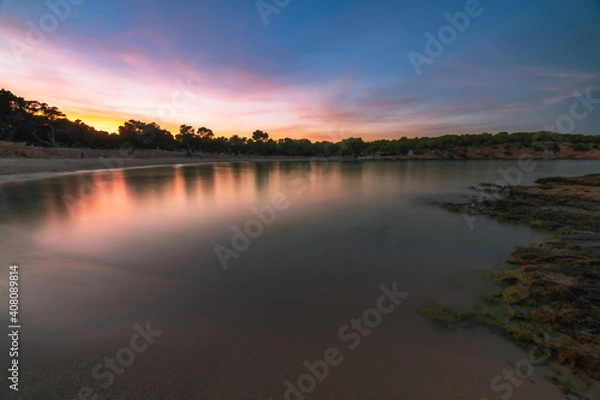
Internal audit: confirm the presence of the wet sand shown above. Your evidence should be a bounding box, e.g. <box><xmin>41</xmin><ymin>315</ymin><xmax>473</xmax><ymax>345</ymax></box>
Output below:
<box><xmin>0</xmin><ymin>156</ymin><xmax>327</xmax><ymax>183</ymax></box>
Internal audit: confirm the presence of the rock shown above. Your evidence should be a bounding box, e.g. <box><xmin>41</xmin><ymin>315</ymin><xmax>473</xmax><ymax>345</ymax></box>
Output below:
<box><xmin>506</xmin><ymin>246</ymin><xmax>557</xmax><ymax>265</ymax></box>
<box><xmin>435</xmin><ymin>173</ymin><xmax>600</xmax><ymax>393</ymax></box>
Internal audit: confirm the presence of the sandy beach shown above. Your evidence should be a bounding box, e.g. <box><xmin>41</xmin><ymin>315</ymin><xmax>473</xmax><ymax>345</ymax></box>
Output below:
<box><xmin>0</xmin><ymin>141</ymin><xmax>331</xmax><ymax>180</ymax></box>
<box><xmin>0</xmin><ymin>156</ymin><xmax>288</xmax><ymax>180</ymax></box>
<box><xmin>0</xmin><ymin>154</ymin><xmax>335</xmax><ymax>184</ymax></box>
<box><xmin>1</xmin><ymin>140</ymin><xmax>599</xmax><ymax>183</ymax></box>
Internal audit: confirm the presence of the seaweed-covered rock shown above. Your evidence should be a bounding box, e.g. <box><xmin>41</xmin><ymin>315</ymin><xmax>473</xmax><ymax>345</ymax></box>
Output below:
<box><xmin>440</xmin><ymin>174</ymin><xmax>600</xmax><ymax>232</ymax></box>
<box><xmin>427</xmin><ymin>174</ymin><xmax>600</xmax><ymax>398</ymax></box>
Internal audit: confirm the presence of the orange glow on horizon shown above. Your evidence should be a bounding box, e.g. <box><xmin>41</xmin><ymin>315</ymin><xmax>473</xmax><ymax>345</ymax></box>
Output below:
<box><xmin>66</xmin><ymin>112</ymin><xmax>125</xmax><ymax>134</ymax></box>
<box><xmin>0</xmin><ymin>21</ymin><xmax>430</xmax><ymax>142</ymax></box>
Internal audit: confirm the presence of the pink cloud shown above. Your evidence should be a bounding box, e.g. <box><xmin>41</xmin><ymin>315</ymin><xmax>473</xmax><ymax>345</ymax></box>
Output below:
<box><xmin>0</xmin><ymin>16</ymin><xmax>553</xmax><ymax>140</ymax></box>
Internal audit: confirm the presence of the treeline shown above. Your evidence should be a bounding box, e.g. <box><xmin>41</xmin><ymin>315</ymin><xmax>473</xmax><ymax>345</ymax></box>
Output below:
<box><xmin>1</xmin><ymin>89</ymin><xmax>599</xmax><ymax>157</ymax></box>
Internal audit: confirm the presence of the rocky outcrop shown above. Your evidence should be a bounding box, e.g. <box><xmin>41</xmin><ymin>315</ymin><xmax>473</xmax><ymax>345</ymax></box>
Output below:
<box><xmin>500</xmin><ymin>233</ymin><xmax>600</xmax><ymax>379</ymax></box>
<box><xmin>426</xmin><ymin>174</ymin><xmax>600</xmax><ymax>398</ymax></box>
<box><xmin>439</xmin><ymin>174</ymin><xmax>600</xmax><ymax>232</ymax></box>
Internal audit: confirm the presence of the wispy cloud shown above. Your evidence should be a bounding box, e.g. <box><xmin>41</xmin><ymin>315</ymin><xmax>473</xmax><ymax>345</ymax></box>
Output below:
<box><xmin>1</xmin><ymin>1</ymin><xmax>599</xmax><ymax>138</ymax></box>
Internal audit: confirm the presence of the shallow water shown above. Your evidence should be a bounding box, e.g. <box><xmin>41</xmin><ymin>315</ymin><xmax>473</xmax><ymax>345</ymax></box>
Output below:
<box><xmin>0</xmin><ymin>160</ymin><xmax>597</xmax><ymax>399</ymax></box>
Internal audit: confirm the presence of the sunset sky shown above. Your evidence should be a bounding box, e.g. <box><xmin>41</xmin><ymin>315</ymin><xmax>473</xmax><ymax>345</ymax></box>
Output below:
<box><xmin>1</xmin><ymin>0</ymin><xmax>599</xmax><ymax>141</ymax></box>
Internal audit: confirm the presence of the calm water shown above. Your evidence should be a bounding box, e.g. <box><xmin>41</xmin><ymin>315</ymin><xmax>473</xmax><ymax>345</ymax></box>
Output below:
<box><xmin>0</xmin><ymin>160</ymin><xmax>598</xmax><ymax>399</ymax></box>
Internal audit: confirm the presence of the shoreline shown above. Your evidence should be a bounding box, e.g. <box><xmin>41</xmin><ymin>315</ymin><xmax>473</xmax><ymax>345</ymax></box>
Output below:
<box><xmin>1</xmin><ymin>153</ymin><xmax>598</xmax><ymax>184</ymax></box>
<box><xmin>1</xmin><ymin>139</ymin><xmax>599</xmax><ymax>183</ymax></box>
<box><xmin>0</xmin><ymin>156</ymin><xmax>332</xmax><ymax>183</ymax></box>
<box><xmin>424</xmin><ymin>174</ymin><xmax>600</xmax><ymax>399</ymax></box>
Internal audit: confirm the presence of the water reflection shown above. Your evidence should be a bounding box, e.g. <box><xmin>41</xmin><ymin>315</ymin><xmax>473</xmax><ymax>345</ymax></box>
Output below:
<box><xmin>0</xmin><ymin>160</ymin><xmax>597</xmax><ymax>399</ymax></box>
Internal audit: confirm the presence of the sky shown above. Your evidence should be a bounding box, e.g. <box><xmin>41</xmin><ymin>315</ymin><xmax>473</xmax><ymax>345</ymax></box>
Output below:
<box><xmin>0</xmin><ymin>0</ymin><xmax>599</xmax><ymax>141</ymax></box>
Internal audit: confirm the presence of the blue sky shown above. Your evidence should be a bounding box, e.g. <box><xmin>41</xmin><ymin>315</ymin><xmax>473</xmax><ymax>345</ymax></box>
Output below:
<box><xmin>0</xmin><ymin>0</ymin><xmax>599</xmax><ymax>139</ymax></box>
